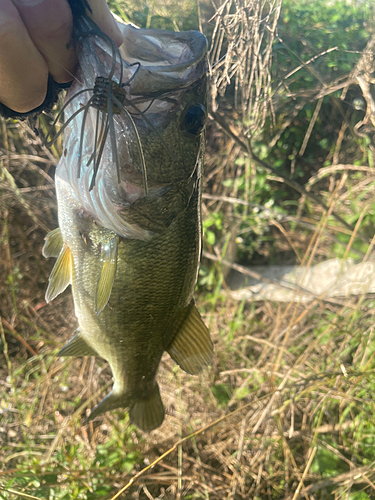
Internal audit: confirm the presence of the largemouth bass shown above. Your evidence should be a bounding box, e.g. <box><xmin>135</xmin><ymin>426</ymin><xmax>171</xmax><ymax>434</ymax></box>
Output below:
<box><xmin>43</xmin><ymin>15</ymin><xmax>212</xmax><ymax>432</ymax></box>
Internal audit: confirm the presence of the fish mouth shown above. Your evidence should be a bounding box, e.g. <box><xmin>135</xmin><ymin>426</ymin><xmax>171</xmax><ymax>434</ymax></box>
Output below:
<box><xmin>117</xmin><ymin>24</ymin><xmax>208</xmax><ymax>95</ymax></box>
<box><xmin>73</xmin><ymin>16</ymin><xmax>208</xmax><ymax>99</ymax></box>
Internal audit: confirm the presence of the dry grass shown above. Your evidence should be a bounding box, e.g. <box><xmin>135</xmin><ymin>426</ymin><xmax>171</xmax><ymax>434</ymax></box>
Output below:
<box><xmin>1</xmin><ymin>0</ymin><xmax>375</xmax><ymax>499</ymax></box>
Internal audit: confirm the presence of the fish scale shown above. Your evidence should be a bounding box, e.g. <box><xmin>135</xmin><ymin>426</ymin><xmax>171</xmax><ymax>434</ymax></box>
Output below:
<box><xmin>43</xmin><ymin>14</ymin><xmax>213</xmax><ymax>432</ymax></box>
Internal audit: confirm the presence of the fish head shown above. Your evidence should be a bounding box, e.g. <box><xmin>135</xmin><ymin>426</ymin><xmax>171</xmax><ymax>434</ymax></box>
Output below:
<box><xmin>117</xmin><ymin>25</ymin><xmax>208</xmax><ymax>185</ymax></box>
<box><xmin>56</xmin><ymin>19</ymin><xmax>208</xmax><ymax>239</ymax></box>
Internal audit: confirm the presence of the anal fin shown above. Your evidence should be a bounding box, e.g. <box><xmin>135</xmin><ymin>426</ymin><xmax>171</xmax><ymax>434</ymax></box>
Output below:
<box><xmin>95</xmin><ymin>235</ymin><xmax>118</xmax><ymax>315</ymax></box>
<box><xmin>42</xmin><ymin>227</ymin><xmax>63</xmax><ymax>258</ymax></box>
<box><xmin>167</xmin><ymin>302</ymin><xmax>213</xmax><ymax>375</ymax></box>
<box><xmin>58</xmin><ymin>330</ymin><xmax>98</xmax><ymax>357</ymax></box>
<box><xmin>45</xmin><ymin>244</ymin><xmax>72</xmax><ymax>303</ymax></box>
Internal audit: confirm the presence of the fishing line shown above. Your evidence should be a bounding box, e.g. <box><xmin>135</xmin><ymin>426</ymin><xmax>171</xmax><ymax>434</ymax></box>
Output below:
<box><xmin>121</xmin><ymin>62</ymin><xmax>141</xmax><ymax>88</ymax></box>
<box><xmin>127</xmin><ymin>98</ymin><xmax>155</xmax><ymax>116</ymax></box>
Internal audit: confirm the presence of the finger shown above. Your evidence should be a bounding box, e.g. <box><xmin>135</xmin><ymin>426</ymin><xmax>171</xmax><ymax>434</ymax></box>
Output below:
<box><xmin>0</xmin><ymin>0</ymin><xmax>49</xmax><ymax>113</ymax></box>
<box><xmin>12</xmin><ymin>0</ymin><xmax>77</xmax><ymax>84</ymax></box>
<box><xmin>86</xmin><ymin>0</ymin><xmax>123</xmax><ymax>47</ymax></box>
<box><xmin>13</xmin><ymin>0</ymin><xmax>123</xmax><ymax>86</ymax></box>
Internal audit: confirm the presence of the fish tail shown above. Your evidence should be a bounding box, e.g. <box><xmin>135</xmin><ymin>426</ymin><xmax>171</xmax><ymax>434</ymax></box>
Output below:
<box><xmin>87</xmin><ymin>385</ymin><xmax>165</xmax><ymax>432</ymax></box>
<box><xmin>129</xmin><ymin>384</ymin><xmax>165</xmax><ymax>432</ymax></box>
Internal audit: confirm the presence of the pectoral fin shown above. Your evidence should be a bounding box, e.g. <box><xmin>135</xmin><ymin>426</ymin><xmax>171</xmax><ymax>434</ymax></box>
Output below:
<box><xmin>167</xmin><ymin>303</ymin><xmax>213</xmax><ymax>375</ymax></box>
<box><xmin>42</xmin><ymin>227</ymin><xmax>64</xmax><ymax>258</ymax></box>
<box><xmin>95</xmin><ymin>236</ymin><xmax>118</xmax><ymax>315</ymax></box>
<box><xmin>58</xmin><ymin>330</ymin><xmax>98</xmax><ymax>357</ymax></box>
<box><xmin>45</xmin><ymin>244</ymin><xmax>72</xmax><ymax>303</ymax></box>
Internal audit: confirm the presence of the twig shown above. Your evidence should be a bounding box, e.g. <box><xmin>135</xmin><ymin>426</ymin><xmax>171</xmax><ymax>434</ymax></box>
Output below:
<box><xmin>0</xmin><ymin>485</ymin><xmax>40</xmax><ymax>500</ymax></box>
<box><xmin>277</xmin><ymin>46</ymin><xmax>339</xmax><ymax>88</ymax></box>
<box><xmin>109</xmin><ymin>400</ymin><xmax>258</xmax><ymax>499</ymax></box>
<box><xmin>1</xmin><ymin>166</ymin><xmax>50</xmax><ymax>233</ymax></box>
<box><xmin>342</xmin><ymin>203</ymin><xmax>369</xmax><ymax>261</ymax></box>
<box><xmin>0</xmin><ymin>318</ymin><xmax>38</xmax><ymax>357</ymax></box>
<box><xmin>286</xmin><ymin>464</ymin><xmax>375</xmax><ymax>499</ymax></box>
<box><xmin>307</xmin><ymin>163</ymin><xmax>375</xmax><ymax>187</ymax></box>
<box><xmin>202</xmin><ymin>250</ymin><xmax>317</xmax><ymax>296</ymax></box>
<box><xmin>41</xmin><ymin>380</ymin><xmax>112</xmax><ymax>464</ymax></box>
<box><xmin>299</xmin><ymin>97</ymin><xmax>323</xmax><ymax>156</ymax></box>
<box><xmin>291</xmin><ymin>446</ymin><xmax>317</xmax><ymax>500</ymax></box>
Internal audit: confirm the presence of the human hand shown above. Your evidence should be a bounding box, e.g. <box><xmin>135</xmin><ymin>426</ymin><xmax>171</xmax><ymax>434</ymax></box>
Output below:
<box><xmin>0</xmin><ymin>0</ymin><xmax>122</xmax><ymax>114</ymax></box>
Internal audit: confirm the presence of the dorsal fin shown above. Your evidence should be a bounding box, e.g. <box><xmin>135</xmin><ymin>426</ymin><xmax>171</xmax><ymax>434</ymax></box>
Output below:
<box><xmin>45</xmin><ymin>244</ymin><xmax>72</xmax><ymax>303</ymax></box>
<box><xmin>167</xmin><ymin>302</ymin><xmax>213</xmax><ymax>375</ymax></box>
<box><xmin>42</xmin><ymin>227</ymin><xmax>64</xmax><ymax>258</ymax></box>
<box><xmin>58</xmin><ymin>330</ymin><xmax>98</xmax><ymax>357</ymax></box>
<box><xmin>95</xmin><ymin>235</ymin><xmax>118</xmax><ymax>315</ymax></box>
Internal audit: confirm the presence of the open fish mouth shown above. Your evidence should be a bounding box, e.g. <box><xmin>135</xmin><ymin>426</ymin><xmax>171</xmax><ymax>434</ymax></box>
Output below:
<box><xmin>118</xmin><ymin>24</ymin><xmax>208</xmax><ymax>95</ymax></box>
<box><xmin>45</xmin><ymin>15</ymin><xmax>208</xmax><ymax>239</ymax></box>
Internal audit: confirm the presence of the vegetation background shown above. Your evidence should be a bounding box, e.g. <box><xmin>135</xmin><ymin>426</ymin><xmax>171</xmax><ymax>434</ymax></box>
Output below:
<box><xmin>1</xmin><ymin>0</ymin><xmax>375</xmax><ymax>498</ymax></box>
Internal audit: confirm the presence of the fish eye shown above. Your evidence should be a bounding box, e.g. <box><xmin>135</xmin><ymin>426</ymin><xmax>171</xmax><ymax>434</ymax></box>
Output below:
<box><xmin>181</xmin><ymin>103</ymin><xmax>207</xmax><ymax>135</ymax></box>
